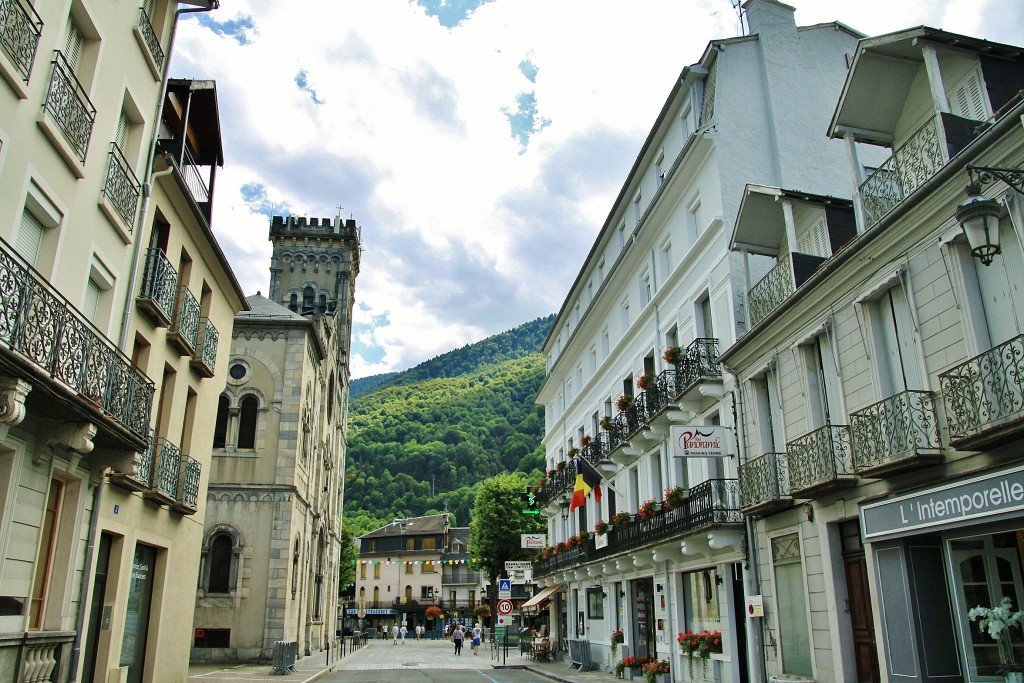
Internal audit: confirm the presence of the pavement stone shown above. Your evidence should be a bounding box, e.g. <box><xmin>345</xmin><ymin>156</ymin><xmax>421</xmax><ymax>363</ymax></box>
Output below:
<box><xmin>188</xmin><ymin>639</ymin><xmax>617</xmax><ymax>683</ymax></box>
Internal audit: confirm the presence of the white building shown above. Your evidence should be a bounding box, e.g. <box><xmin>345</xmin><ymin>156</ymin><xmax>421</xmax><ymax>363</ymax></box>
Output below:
<box><xmin>725</xmin><ymin>27</ymin><xmax>1024</xmax><ymax>683</ymax></box>
<box><xmin>533</xmin><ymin>1</ymin><xmax>875</xmax><ymax>680</ymax></box>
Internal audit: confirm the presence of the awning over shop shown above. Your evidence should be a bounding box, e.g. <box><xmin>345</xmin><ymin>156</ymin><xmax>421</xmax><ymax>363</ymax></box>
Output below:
<box><xmin>521</xmin><ymin>585</ymin><xmax>563</xmax><ymax>614</ymax></box>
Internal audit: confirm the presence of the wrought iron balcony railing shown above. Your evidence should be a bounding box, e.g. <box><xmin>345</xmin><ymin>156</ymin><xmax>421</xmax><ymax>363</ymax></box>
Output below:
<box><xmin>169</xmin><ymin>285</ymin><xmax>200</xmax><ymax>353</ymax></box>
<box><xmin>102</xmin><ymin>143</ymin><xmax>141</xmax><ymax>228</ymax></box>
<box><xmin>785</xmin><ymin>424</ymin><xmax>855</xmax><ymax>496</ymax></box>
<box><xmin>180</xmin><ymin>143</ymin><xmax>210</xmax><ymax>209</ymax></box>
<box><xmin>146</xmin><ymin>436</ymin><xmax>181</xmax><ymax>504</ymax></box>
<box><xmin>0</xmin><ymin>0</ymin><xmax>42</xmax><ymax>83</ymax></box>
<box><xmin>191</xmin><ymin>317</ymin><xmax>218</xmax><ymax>377</ymax></box>
<box><xmin>43</xmin><ymin>51</ymin><xmax>96</xmax><ymax>164</ymax></box>
<box><xmin>0</xmin><ymin>237</ymin><xmax>154</xmax><ymax>440</ymax></box>
<box><xmin>739</xmin><ymin>452</ymin><xmax>790</xmax><ymax>515</ymax></box>
<box><xmin>137</xmin><ymin>248</ymin><xmax>177</xmax><ymax>325</ymax></box>
<box><xmin>136</xmin><ymin>6</ymin><xmax>165</xmax><ymax>71</ymax></box>
<box><xmin>859</xmin><ymin>116</ymin><xmax>944</xmax><ymax>229</ymax></box>
<box><xmin>173</xmin><ymin>454</ymin><xmax>200</xmax><ymax>514</ymax></box>
<box><xmin>441</xmin><ymin>570</ymin><xmax>482</xmax><ymax>585</ymax></box>
<box><xmin>850</xmin><ymin>390</ymin><xmax>941</xmax><ymax>475</ymax></box>
<box><xmin>748</xmin><ymin>252</ymin><xmax>828</xmax><ymax>327</ymax></box>
<box><xmin>940</xmin><ymin>334</ymin><xmax>1024</xmax><ymax>444</ymax></box>
<box><xmin>675</xmin><ymin>338</ymin><xmax>722</xmax><ymax>390</ymax></box>
<box><xmin>536</xmin><ymin>462</ymin><xmax>576</xmax><ymax>509</ymax></box>
<box><xmin>532</xmin><ymin>479</ymin><xmax>741</xmax><ymax>578</ymax></box>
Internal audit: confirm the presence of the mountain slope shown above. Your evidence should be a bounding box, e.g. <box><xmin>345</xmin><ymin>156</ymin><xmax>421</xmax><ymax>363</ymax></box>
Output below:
<box><xmin>343</xmin><ymin>315</ymin><xmax>553</xmax><ymax>528</ymax></box>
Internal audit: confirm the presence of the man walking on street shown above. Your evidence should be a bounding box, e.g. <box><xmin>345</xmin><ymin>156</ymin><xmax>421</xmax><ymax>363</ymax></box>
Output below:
<box><xmin>453</xmin><ymin>624</ymin><xmax>464</xmax><ymax>655</ymax></box>
<box><xmin>392</xmin><ymin>624</ymin><xmax>399</xmax><ymax>645</ymax></box>
<box><xmin>400</xmin><ymin>623</ymin><xmax>407</xmax><ymax>644</ymax></box>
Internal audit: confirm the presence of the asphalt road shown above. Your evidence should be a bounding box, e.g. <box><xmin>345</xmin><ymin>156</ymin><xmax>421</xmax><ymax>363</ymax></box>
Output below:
<box><xmin>322</xmin><ymin>671</ymin><xmax>553</xmax><ymax>683</ymax></box>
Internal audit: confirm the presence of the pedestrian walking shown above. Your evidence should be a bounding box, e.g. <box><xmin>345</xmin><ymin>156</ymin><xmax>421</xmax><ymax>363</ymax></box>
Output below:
<box><xmin>392</xmin><ymin>624</ymin><xmax>399</xmax><ymax>645</ymax></box>
<box><xmin>471</xmin><ymin>623</ymin><xmax>482</xmax><ymax>655</ymax></box>
<box><xmin>400</xmin><ymin>623</ymin><xmax>407</xmax><ymax>644</ymax></box>
<box><xmin>416</xmin><ymin>624</ymin><xmax>423</xmax><ymax>640</ymax></box>
<box><xmin>453</xmin><ymin>624</ymin><xmax>464</xmax><ymax>655</ymax></box>
<box><xmin>444</xmin><ymin>624</ymin><xmax>450</xmax><ymax>640</ymax></box>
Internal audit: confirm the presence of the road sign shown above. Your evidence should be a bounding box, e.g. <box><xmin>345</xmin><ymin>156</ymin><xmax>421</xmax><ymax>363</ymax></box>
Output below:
<box><xmin>497</xmin><ymin>599</ymin><xmax>513</xmax><ymax>615</ymax></box>
<box><xmin>498</xmin><ymin>578</ymin><xmax>512</xmax><ymax>599</ymax></box>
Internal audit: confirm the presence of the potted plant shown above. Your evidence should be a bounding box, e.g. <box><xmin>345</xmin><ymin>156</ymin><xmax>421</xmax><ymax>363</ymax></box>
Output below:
<box><xmin>555</xmin><ymin>541</ymin><xmax>567</xmax><ymax>553</ymax></box>
<box><xmin>611</xmin><ymin>628</ymin><xmax>624</xmax><ymax>656</ymax></box>
<box><xmin>599</xmin><ymin>415</ymin><xmax>615</xmax><ymax>431</ymax></box>
<box><xmin>474</xmin><ymin>604</ymin><xmax>491</xmax><ymax>619</ymax></box>
<box><xmin>580</xmin><ymin>434</ymin><xmax>593</xmax><ymax>448</ymax></box>
<box><xmin>969</xmin><ymin>597</ymin><xmax>1024</xmax><ymax>680</ymax></box>
<box><xmin>425</xmin><ymin>605</ymin><xmax>443</xmax><ymax>619</ymax></box>
<box><xmin>547</xmin><ymin>469</ymin><xmax>556</xmax><ymax>479</ymax></box>
<box><xmin>612</xmin><ymin>511</ymin><xmax>633</xmax><ymax>526</ymax></box>
<box><xmin>679</xmin><ymin>630</ymin><xmax>723</xmax><ymax>678</ymax></box>
<box><xmin>615</xmin><ymin>394</ymin><xmax>634</xmax><ymax>412</ymax></box>
<box><xmin>637</xmin><ymin>498</ymin><xmax>661</xmax><ymax>519</ymax></box>
<box><xmin>567</xmin><ymin>447</ymin><xmax>580</xmax><ymax>459</ymax></box>
<box><xmin>636</xmin><ymin>372</ymin><xmax>656</xmax><ymax>392</ymax></box>
<box><xmin>594</xmin><ymin>520</ymin><xmax>611</xmax><ymax>535</ymax></box>
<box><xmin>664</xmin><ymin>485</ymin><xmax>687</xmax><ymax>510</ymax></box>
<box><xmin>577</xmin><ymin>530</ymin><xmax>590</xmax><ymax>543</ymax></box>
<box><xmin>556</xmin><ymin>460</ymin><xmax>567</xmax><ymax>471</ymax></box>
<box><xmin>663</xmin><ymin>346</ymin><xmax>683</xmax><ymax>365</ymax></box>
<box><xmin>615</xmin><ymin>660</ymin><xmax>626</xmax><ymax>679</ymax></box>
<box><xmin>641</xmin><ymin>659</ymin><xmax>670</xmax><ymax>683</ymax></box>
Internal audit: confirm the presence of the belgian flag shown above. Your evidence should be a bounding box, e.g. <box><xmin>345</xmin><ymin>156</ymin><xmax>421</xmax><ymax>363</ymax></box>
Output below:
<box><xmin>569</xmin><ymin>457</ymin><xmax>603</xmax><ymax>511</ymax></box>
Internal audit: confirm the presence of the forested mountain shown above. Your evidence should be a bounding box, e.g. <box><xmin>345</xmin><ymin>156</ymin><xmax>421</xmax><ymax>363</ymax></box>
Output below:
<box><xmin>343</xmin><ymin>315</ymin><xmax>554</xmax><ymax>535</ymax></box>
<box><xmin>349</xmin><ymin>372</ymin><xmax>399</xmax><ymax>398</ymax></box>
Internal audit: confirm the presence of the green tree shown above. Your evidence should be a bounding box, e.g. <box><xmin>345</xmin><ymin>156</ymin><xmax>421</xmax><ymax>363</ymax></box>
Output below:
<box><xmin>469</xmin><ymin>473</ymin><xmax>545</xmax><ymax>627</ymax></box>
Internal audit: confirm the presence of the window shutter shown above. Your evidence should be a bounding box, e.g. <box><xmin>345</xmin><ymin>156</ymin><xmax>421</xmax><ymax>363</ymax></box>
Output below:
<box><xmin>82</xmin><ymin>278</ymin><xmax>101</xmax><ymax>322</ymax></box>
<box><xmin>17</xmin><ymin>210</ymin><xmax>44</xmax><ymax>267</ymax></box>
<box><xmin>797</xmin><ymin>214</ymin><xmax>829</xmax><ymax>257</ymax></box>
<box><xmin>115</xmin><ymin>112</ymin><xmax>129</xmax><ymax>152</ymax></box>
<box><xmin>950</xmin><ymin>68</ymin><xmax>988</xmax><ymax>121</ymax></box>
<box><xmin>64</xmin><ymin>18</ymin><xmax>83</xmax><ymax>73</ymax></box>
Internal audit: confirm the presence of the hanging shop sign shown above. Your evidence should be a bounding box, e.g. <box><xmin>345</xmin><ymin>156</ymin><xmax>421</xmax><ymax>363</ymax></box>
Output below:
<box><xmin>861</xmin><ymin>464</ymin><xmax>1024</xmax><ymax>541</ymax></box>
<box><xmin>670</xmin><ymin>426</ymin><xmax>728</xmax><ymax>458</ymax></box>
<box><xmin>521</xmin><ymin>534</ymin><xmax>546</xmax><ymax>549</ymax></box>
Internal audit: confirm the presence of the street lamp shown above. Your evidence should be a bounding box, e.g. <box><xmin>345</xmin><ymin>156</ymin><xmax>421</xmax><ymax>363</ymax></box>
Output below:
<box><xmin>559</xmin><ymin>496</ymin><xmax>571</xmax><ymax>521</ymax></box>
<box><xmin>956</xmin><ymin>165</ymin><xmax>1024</xmax><ymax>266</ymax></box>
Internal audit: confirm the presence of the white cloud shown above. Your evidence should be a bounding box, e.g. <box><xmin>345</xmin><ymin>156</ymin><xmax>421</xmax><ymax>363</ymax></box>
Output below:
<box><xmin>171</xmin><ymin>0</ymin><xmax>1024</xmax><ymax>378</ymax></box>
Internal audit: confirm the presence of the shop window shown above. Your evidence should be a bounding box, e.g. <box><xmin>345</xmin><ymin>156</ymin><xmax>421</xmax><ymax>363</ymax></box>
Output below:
<box><xmin>682</xmin><ymin>569</ymin><xmax>721</xmax><ymax>633</ymax></box>
<box><xmin>237</xmin><ymin>395</ymin><xmax>258</xmax><ymax>449</ymax></box>
<box><xmin>772</xmin><ymin>534</ymin><xmax>812</xmax><ymax>676</ymax></box>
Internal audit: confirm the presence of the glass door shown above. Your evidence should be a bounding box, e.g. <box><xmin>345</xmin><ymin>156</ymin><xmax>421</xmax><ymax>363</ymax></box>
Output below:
<box><xmin>119</xmin><ymin>544</ymin><xmax>157</xmax><ymax>683</ymax></box>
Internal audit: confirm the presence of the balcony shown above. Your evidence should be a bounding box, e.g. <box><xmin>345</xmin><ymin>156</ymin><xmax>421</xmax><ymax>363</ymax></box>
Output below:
<box><xmin>43</xmin><ymin>51</ymin><xmax>96</xmax><ymax>164</ymax></box>
<box><xmin>940</xmin><ymin>334</ymin><xmax>1024</xmax><ymax>449</ymax></box>
<box><xmin>532</xmin><ymin>479</ymin><xmax>741</xmax><ymax>579</ymax></box>
<box><xmin>785</xmin><ymin>424</ymin><xmax>856</xmax><ymax>498</ymax></box>
<box><xmin>748</xmin><ymin>252</ymin><xmax>827</xmax><ymax>327</ymax></box>
<box><xmin>0</xmin><ymin>630</ymin><xmax>75</xmax><ymax>683</ymax></box>
<box><xmin>673</xmin><ymin>338</ymin><xmax>724</xmax><ymax>411</ymax></box>
<box><xmin>739</xmin><ymin>452</ymin><xmax>791</xmax><ymax>516</ymax></box>
<box><xmin>109</xmin><ymin>438</ymin><xmax>153</xmax><ymax>492</ymax></box>
<box><xmin>190</xmin><ymin>317</ymin><xmax>218</xmax><ymax>377</ymax></box>
<box><xmin>536</xmin><ymin>462</ymin><xmax>575</xmax><ymax>509</ymax></box>
<box><xmin>0</xmin><ymin>0</ymin><xmax>43</xmax><ymax>84</ymax></box>
<box><xmin>168</xmin><ymin>286</ymin><xmax>199</xmax><ymax>355</ymax></box>
<box><xmin>101</xmin><ymin>143</ymin><xmax>141</xmax><ymax>229</ymax></box>
<box><xmin>171</xmin><ymin>455</ymin><xmax>200</xmax><ymax>514</ymax></box>
<box><xmin>158</xmin><ymin>80</ymin><xmax>222</xmax><ymax>224</ymax></box>
<box><xmin>144</xmin><ymin>436</ymin><xmax>181</xmax><ymax>506</ymax></box>
<box><xmin>137</xmin><ymin>248</ymin><xmax>177</xmax><ymax>326</ymax></box>
<box><xmin>135</xmin><ymin>6</ymin><xmax>164</xmax><ymax>72</ymax></box>
<box><xmin>850</xmin><ymin>390</ymin><xmax>942</xmax><ymax>477</ymax></box>
<box><xmin>0</xmin><ymin>237</ymin><xmax>153</xmax><ymax>444</ymax></box>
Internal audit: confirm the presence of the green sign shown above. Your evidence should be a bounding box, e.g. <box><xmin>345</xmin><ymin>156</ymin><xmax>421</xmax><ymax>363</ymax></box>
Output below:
<box><xmin>521</xmin><ymin>488</ymin><xmax>540</xmax><ymax>514</ymax></box>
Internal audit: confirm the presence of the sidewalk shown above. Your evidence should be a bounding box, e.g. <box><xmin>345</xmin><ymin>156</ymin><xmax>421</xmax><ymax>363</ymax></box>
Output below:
<box><xmin>188</xmin><ymin>639</ymin><xmax>618</xmax><ymax>683</ymax></box>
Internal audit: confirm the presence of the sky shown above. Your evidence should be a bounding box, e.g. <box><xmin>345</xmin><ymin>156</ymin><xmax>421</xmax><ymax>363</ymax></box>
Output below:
<box><xmin>169</xmin><ymin>0</ymin><xmax>1024</xmax><ymax>379</ymax></box>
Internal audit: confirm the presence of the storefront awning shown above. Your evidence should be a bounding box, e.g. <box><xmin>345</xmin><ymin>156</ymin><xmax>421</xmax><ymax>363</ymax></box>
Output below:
<box><xmin>521</xmin><ymin>585</ymin><xmax>563</xmax><ymax>614</ymax></box>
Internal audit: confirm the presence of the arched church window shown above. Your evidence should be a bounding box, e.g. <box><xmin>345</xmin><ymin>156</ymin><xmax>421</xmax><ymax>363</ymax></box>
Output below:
<box><xmin>238</xmin><ymin>396</ymin><xmax>258</xmax><ymax>449</ymax></box>
<box><xmin>303</xmin><ymin>287</ymin><xmax>315</xmax><ymax>313</ymax></box>
<box><xmin>289</xmin><ymin>293</ymin><xmax>298</xmax><ymax>312</ymax></box>
<box><xmin>208</xmin><ymin>534</ymin><xmax>233</xmax><ymax>593</ymax></box>
<box><xmin>213</xmin><ymin>395</ymin><xmax>229</xmax><ymax>448</ymax></box>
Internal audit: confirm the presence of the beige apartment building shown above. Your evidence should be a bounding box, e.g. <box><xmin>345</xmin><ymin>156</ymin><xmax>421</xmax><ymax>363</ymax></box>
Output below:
<box><xmin>0</xmin><ymin>3</ymin><xmax>246</xmax><ymax>683</ymax></box>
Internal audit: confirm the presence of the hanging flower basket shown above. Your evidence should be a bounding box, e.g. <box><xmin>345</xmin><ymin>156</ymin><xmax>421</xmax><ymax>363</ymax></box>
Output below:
<box><xmin>612</xmin><ymin>511</ymin><xmax>633</xmax><ymax>526</ymax></box>
<box><xmin>636</xmin><ymin>372</ymin><xmax>656</xmax><ymax>392</ymax></box>
<box><xmin>580</xmin><ymin>435</ymin><xmax>593</xmax><ymax>448</ymax></box>
<box><xmin>599</xmin><ymin>416</ymin><xmax>615</xmax><ymax>431</ymax></box>
<box><xmin>616</xmin><ymin>394</ymin><xmax>634</xmax><ymax>412</ymax></box>
<box><xmin>663</xmin><ymin>346</ymin><xmax>683</xmax><ymax>365</ymax></box>
<box><xmin>425</xmin><ymin>605</ymin><xmax>443</xmax><ymax>618</ymax></box>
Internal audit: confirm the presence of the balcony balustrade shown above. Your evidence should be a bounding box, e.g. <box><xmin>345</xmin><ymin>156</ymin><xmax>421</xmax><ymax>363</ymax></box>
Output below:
<box><xmin>441</xmin><ymin>570</ymin><xmax>481</xmax><ymax>585</ymax></box>
<box><xmin>675</xmin><ymin>338</ymin><xmax>722</xmax><ymax>392</ymax></box>
<box><xmin>190</xmin><ymin>317</ymin><xmax>218</xmax><ymax>377</ymax></box>
<box><xmin>532</xmin><ymin>479</ymin><xmax>740</xmax><ymax>578</ymax></box>
<box><xmin>137</xmin><ymin>248</ymin><xmax>178</xmax><ymax>325</ymax></box>
<box><xmin>0</xmin><ymin>237</ymin><xmax>153</xmax><ymax>442</ymax></box>
<box><xmin>785</xmin><ymin>424</ymin><xmax>855</xmax><ymax>497</ymax></box>
<box><xmin>748</xmin><ymin>252</ymin><xmax>827</xmax><ymax>327</ymax></box>
<box><xmin>136</xmin><ymin>7</ymin><xmax>165</xmax><ymax>71</ymax></box>
<box><xmin>43</xmin><ymin>51</ymin><xmax>96</xmax><ymax>163</ymax></box>
<box><xmin>850</xmin><ymin>390</ymin><xmax>942</xmax><ymax>476</ymax></box>
<box><xmin>145</xmin><ymin>436</ymin><xmax>181</xmax><ymax>506</ymax></box>
<box><xmin>0</xmin><ymin>0</ymin><xmax>42</xmax><ymax>83</ymax></box>
<box><xmin>171</xmin><ymin>455</ymin><xmax>200</xmax><ymax>514</ymax></box>
<box><xmin>102</xmin><ymin>143</ymin><xmax>141</xmax><ymax>228</ymax></box>
<box><xmin>179</xmin><ymin>143</ymin><xmax>212</xmax><ymax>217</ymax></box>
<box><xmin>858</xmin><ymin>116</ymin><xmax>944</xmax><ymax>229</ymax></box>
<box><xmin>0</xmin><ymin>631</ymin><xmax>75</xmax><ymax>683</ymax></box>
<box><xmin>739</xmin><ymin>452</ymin><xmax>791</xmax><ymax>516</ymax></box>
<box><xmin>940</xmin><ymin>334</ymin><xmax>1024</xmax><ymax>448</ymax></box>
<box><xmin>168</xmin><ymin>285</ymin><xmax>199</xmax><ymax>355</ymax></box>
<box><xmin>536</xmin><ymin>462</ymin><xmax>576</xmax><ymax>509</ymax></box>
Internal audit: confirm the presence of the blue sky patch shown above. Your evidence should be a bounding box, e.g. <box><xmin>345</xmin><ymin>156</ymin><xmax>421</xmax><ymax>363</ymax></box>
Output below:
<box><xmin>240</xmin><ymin>182</ymin><xmax>291</xmax><ymax>219</ymax></box>
<box><xmin>414</xmin><ymin>0</ymin><xmax>495</xmax><ymax>28</ymax></box>
<box><xmin>294</xmin><ymin>70</ymin><xmax>325</xmax><ymax>105</ymax></box>
<box><xmin>518</xmin><ymin>56</ymin><xmax>539</xmax><ymax>83</ymax></box>
<box><xmin>352</xmin><ymin>305</ymin><xmax>389</xmax><ymax>365</ymax></box>
<box><xmin>502</xmin><ymin>92</ymin><xmax>551</xmax><ymax>153</ymax></box>
<box><xmin>195</xmin><ymin>13</ymin><xmax>256</xmax><ymax>45</ymax></box>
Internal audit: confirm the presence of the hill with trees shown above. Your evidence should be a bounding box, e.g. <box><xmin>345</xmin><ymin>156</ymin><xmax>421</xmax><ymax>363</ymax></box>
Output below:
<box><xmin>342</xmin><ymin>315</ymin><xmax>554</xmax><ymax>536</ymax></box>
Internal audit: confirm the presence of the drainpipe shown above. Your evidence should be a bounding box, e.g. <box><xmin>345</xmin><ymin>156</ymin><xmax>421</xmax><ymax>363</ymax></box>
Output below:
<box><xmin>68</xmin><ymin>478</ymin><xmax>103</xmax><ymax>683</ymax></box>
<box><xmin>118</xmin><ymin>0</ymin><xmax>221</xmax><ymax>353</ymax></box>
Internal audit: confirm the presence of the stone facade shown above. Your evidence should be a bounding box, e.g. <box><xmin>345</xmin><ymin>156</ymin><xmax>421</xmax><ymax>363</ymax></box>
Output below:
<box><xmin>193</xmin><ymin>215</ymin><xmax>360</xmax><ymax>661</ymax></box>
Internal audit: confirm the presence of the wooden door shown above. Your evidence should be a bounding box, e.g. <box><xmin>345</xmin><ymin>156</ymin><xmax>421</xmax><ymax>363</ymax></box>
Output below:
<box><xmin>844</xmin><ymin>551</ymin><xmax>880</xmax><ymax>682</ymax></box>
